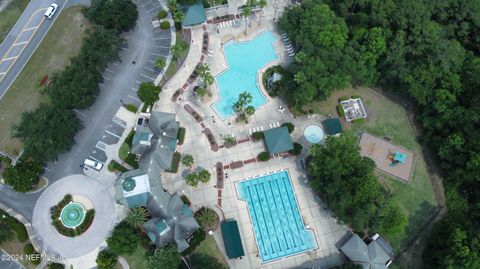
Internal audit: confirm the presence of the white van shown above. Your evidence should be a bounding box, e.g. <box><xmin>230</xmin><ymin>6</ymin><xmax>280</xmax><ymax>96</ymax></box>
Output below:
<box><xmin>83</xmin><ymin>158</ymin><xmax>103</xmax><ymax>171</ymax></box>
<box><xmin>44</xmin><ymin>3</ymin><xmax>59</xmax><ymax>19</ymax></box>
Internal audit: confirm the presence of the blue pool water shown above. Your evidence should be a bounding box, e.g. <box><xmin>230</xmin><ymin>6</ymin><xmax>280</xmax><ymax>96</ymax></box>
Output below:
<box><xmin>213</xmin><ymin>31</ymin><xmax>278</xmax><ymax>119</ymax></box>
<box><xmin>238</xmin><ymin>170</ymin><xmax>317</xmax><ymax>262</ymax></box>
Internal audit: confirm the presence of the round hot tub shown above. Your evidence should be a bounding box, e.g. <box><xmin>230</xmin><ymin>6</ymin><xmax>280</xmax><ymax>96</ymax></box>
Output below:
<box><xmin>304</xmin><ymin>124</ymin><xmax>324</xmax><ymax>144</ymax></box>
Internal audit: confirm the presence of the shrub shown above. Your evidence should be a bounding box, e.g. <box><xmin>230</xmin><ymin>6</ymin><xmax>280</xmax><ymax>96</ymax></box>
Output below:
<box><xmin>352</xmin><ymin>118</ymin><xmax>366</xmax><ymax>124</ymax></box>
<box><xmin>158</xmin><ymin>10</ymin><xmax>168</xmax><ymax>19</ymax></box>
<box><xmin>13</xmin><ymin>222</ymin><xmax>28</xmax><ymax>242</ymax></box>
<box><xmin>181</xmin><ymin>195</ymin><xmax>191</xmax><ymax>206</ymax></box>
<box><xmin>96</xmin><ymin>249</ymin><xmax>118</xmax><ymax>269</ymax></box>
<box><xmin>351</xmin><ymin>95</ymin><xmax>361</xmax><ymax>99</ymax></box>
<box><xmin>281</xmin><ymin>122</ymin><xmax>295</xmax><ymax>133</ymax></box>
<box><xmin>48</xmin><ymin>263</ymin><xmax>65</xmax><ymax>269</ymax></box>
<box><xmin>166</xmin><ymin>152</ymin><xmax>181</xmax><ymax>173</ymax></box>
<box><xmin>124</xmin><ymin>154</ymin><xmax>139</xmax><ymax>169</ymax></box>
<box><xmin>181</xmin><ymin>229</ymin><xmax>206</xmax><ymax>255</ymax></box>
<box><xmin>289</xmin><ymin>142</ymin><xmax>303</xmax><ymax>155</ymax></box>
<box><xmin>177</xmin><ymin>127</ymin><xmax>186</xmax><ymax>145</ymax></box>
<box><xmin>108</xmin><ymin>160</ymin><xmax>129</xmax><ymax>173</ymax></box>
<box><xmin>126</xmin><ymin>104</ymin><xmax>138</xmax><ymax>113</ymax></box>
<box><xmin>258</xmin><ymin>152</ymin><xmax>270</xmax><ymax>162</ymax></box>
<box><xmin>23</xmin><ymin>243</ymin><xmax>34</xmax><ymax>255</ymax></box>
<box><xmin>337</xmin><ymin>105</ymin><xmax>345</xmax><ymax>117</ymax></box>
<box><xmin>338</xmin><ymin>96</ymin><xmax>349</xmax><ymax>102</ymax></box>
<box><xmin>160</xmin><ymin>20</ymin><xmax>171</xmax><ymax>29</ymax></box>
<box><xmin>251</xmin><ymin>131</ymin><xmax>263</xmax><ymax>141</ymax></box>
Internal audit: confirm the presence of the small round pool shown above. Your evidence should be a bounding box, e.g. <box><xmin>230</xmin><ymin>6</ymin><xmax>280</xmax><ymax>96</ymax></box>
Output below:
<box><xmin>304</xmin><ymin>124</ymin><xmax>324</xmax><ymax>144</ymax></box>
<box><xmin>60</xmin><ymin>202</ymin><xmax>86</xmax><ymax>229</ymax></box>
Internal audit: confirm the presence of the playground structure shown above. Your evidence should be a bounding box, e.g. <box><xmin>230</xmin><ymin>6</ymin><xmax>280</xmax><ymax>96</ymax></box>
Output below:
<box><xmin>358</xmin><ymin>132</ymin><xmax>414</xmax><ymax>182</ymax></box>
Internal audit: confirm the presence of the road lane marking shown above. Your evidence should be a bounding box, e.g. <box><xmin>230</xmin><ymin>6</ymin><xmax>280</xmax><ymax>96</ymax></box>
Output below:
<box><xmin>12</xmin><ymin>41</ymin><xmax>28</xmax><ymax>46</ymax></box>
<box><xmin>0</xmin><ymin>8</ymin><xmax>46</xmax><ymax>82</ymax></box>
<box><xmin>23</xmin><ymin>26</ymin><xmax>39</xmax><ymax>32</ymax></box>
<box><xmin>1</xmin><ymin>56</ymin><xmax>18</xmax><ymax>62</ymax></box>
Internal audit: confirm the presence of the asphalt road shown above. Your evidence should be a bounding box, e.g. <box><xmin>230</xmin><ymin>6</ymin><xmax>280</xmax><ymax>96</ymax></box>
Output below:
<box><xmin>0</xmin><ymin>0</ymin><xmax>88</xmax><ymax>99</ymax></box>
<box><xmin>0</xmin><ymin>0</ymin><xmax>172</xmax><ymax>221</ymax></box>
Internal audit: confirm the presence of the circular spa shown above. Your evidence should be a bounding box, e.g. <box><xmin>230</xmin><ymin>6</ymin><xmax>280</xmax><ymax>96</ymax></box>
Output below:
<box><xmin>60</xmin><ymin>202</ymin><xmax>86</xmax><ymax>229</ymax></box>
<box><xmin>304</xmin><ymin>124</ymin><xmax>324</xmax><ymax>144</ymax></box>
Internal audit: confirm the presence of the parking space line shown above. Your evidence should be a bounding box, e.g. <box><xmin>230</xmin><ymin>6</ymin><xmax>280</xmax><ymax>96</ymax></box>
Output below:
<box><xmin>112</xmin><ymin>62</ymin><xmax>119</xmax><ymax>67</ymax></box>
<box><xmin>105</xmin><ymin>130</ymin><xmax>121</xmax><ymax>139</ymax></box>
<box><xmin>132</xmin><ymin>87</ymin><xmax>137</xmax><ymax>91</ymax></box>
<box><xmin>152</xmin><ymin>37</ymin><xmax>171</xmax><ymax>41</ymax></box>
<box><xmin>105</xmin><ymin>68</ymin><xmax>115</xmax><ymax>74</ymax></box>
<box><xmin>73</xmin><ymin>109</ymin><xmax>87</xmax><ymax>117</ymax></box>
<box><xmin>128</xmin><ymin>94</ymin><xmax>141</xmax><ymax>102</ymax></box>
<box><xmin>135</xmin><ymin>80</ymin><xmax>141</xmax><ymax>83</ymax></box>
<box><xmin>144</xmin><ymin>67</ymin><xmax>156</xmax><ymax>72</ymax></box>
<box><xmin>103</xmin><ymin>75</ymin><xmax>111</xmax><ymax>80</ymax></box>
<box><xmin>150</xmin><ymin>52</ymin><xmax>162</xmax><ymax>56</ymax></box>
<box><xmin>140</xmin><ymin>73</ymin><xmax>156</xmax><ymax>81</ymax></box>
<box><xmin>147</xmin><ymin>5</ymin><xmax>161</xmax><ymax>13</ymax></box>
<box><xmin>153</xmin><ymin>45</ymin><xmax>170</xmax><ymax>49</ymax></box>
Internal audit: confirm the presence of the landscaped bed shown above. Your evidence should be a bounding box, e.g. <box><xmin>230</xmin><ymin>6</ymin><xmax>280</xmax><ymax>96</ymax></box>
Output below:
<box><xmin>50</xmin><ymin>195</ymin><xmax>95</xmax><ymax>237</ymax></box>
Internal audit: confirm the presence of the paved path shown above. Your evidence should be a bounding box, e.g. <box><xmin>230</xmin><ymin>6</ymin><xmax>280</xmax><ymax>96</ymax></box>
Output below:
<box><xmin>0</xmin><ymin>0</ymin><xmax>89</xmax><ymax>99</ymax></box>
<box><xmin>31</xmin><ymin>174</ymin><xmax>115</xmax><ymax>259</ymax></box>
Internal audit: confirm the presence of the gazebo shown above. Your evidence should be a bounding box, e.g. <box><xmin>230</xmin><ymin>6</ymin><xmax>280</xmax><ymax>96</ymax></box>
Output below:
<box><xmin>263</xmin><ymin>126</ymin><xmax>294</xmax><ymax>154</ymax></box>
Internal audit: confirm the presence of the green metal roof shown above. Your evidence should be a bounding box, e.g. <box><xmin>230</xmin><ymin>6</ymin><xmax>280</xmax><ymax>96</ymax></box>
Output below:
<box><xmin>181</xmin><ymin>1</ymin><xmax>207</xmax><ymax>27</ymax></box>
<box><xmin>122</xmin><ymin>178</ymin><xmax>136</xmax><ymax>192</ymax></box>
<box><xmin>322</xmin><ymin>118</ymin><xmax>343</xmax><ymax>135</ymax></box>
<box><xmin>263</xmin><ymin>127</ymin><xmax>294</xmax><ymax>154</ymax></box>
<box><xmin>221</xmin><ymin>220</ymin><xmax>245</xmax><ymax>259</ymax></box>
<box><xmin>125</xmin><ymin>193</ymin><xmax>149</xmax><ymax>208</ymax></box>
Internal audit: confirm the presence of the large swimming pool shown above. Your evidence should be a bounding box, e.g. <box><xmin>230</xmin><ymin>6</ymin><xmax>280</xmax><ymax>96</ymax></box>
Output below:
<box><xmin>213</xmin><ymin>31</ymin><xmax>278</xmax><ymax>119</ymax></box>
<box><xmin>237</xmin><ymin>170</ymin><xmax>317</xmax><ymax>262</ymax></box>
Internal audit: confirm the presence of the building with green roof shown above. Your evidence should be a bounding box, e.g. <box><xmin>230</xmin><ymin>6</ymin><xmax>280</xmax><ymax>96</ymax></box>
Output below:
<box><xmin>340</xmin><ymin>233</ymin><xmax>393</xmax><ymax>269</ymax></box>
<box><xmin>221</xmin><ymin>220</ymin><xmax>245</xmax><ymax>259</ymax></box>
<box><xmin>322</xmin><ymin>118</ymin><xmax>343</xmax><ymax>136</ymax></box>
<box><xmin>180</xmin><ymin>1</ymin><xmax>207</xmax><ymax>27</ymax></box>
<box><xmin>263</xmin><ymin>126</ymin><xmax>294</xmax><ymax>154</ymax></box>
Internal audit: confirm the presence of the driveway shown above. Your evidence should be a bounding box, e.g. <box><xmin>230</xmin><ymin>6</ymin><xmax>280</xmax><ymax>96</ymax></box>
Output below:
<box><xmin>0</xmin><ymin>0</ymin><xmax>172</xmax><ymax>221</ymax></box>
<box><xmin>0</xmin><ymin>0</ymin><xmax>90</xmax><ymax>99</ymax></box>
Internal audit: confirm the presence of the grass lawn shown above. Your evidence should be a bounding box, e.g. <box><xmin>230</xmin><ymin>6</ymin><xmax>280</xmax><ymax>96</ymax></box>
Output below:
<box><xmin>1</xmin><ymin>238</ymin><xmax>36</xmax><ymax>269</ymax></box>
<box><xmin>0</xmin><ymin>5</ymin><xmax>89</xmax><ymax>156</ymax></box>
<box><xmin>190</xmin><ymin>236</ymin><xmax>228</xmax><ymax>268</ymax></box>
<box><xmin>0</xmin><ymin>0</ymin><xmax>30</xmax><ymax>43</ymax></box>
<box><xmin>124</xmin><ymin>244</ymin><xmax>147</xmax><ymax>269</ymax></box>
<box><xmin>306</xmin><ymin>87</ymin><xmax>437</xmax><ymax>249</ymax></box>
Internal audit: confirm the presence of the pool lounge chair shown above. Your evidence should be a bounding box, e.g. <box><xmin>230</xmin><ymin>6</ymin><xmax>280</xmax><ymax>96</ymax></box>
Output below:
<box><xmin>276</xmin><ymin>121</ymin><xmax>280</xmax><ymax>127</ymax></box>
<box><xmin>289</xmin><ymin>53</ymin><xmax>296</xmax><ymax>57</ymax></box>
<box><xmin>260</xmin><ymin>126</ymin><xmax>264</xmax><ymax>131</ymax></box>
<box><xmin>269</xmin><ymin>123</ymin><xmax>274</xmax><ymax>128</ymax></box>
<box><xmin>249</xmin><ymin>129</ymin><xmax>252</xmax><ymax>135</ymax></box>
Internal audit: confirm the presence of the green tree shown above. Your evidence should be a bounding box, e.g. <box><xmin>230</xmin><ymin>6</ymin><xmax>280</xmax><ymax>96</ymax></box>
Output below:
<box><xmin>88</xmin><ymin>0</ymin><xmax>138</xmax><ymax>32</ymax></box>
<box><xmin>182</xmin><ymin>154</ymin><xmax>194</xmax><ymax>168</ymax></box>
<box><xmin>15</xmin><ymin>105</ymin><xmax>81</xmax><ymax>162</ymax></box>
<box><xmin>96</xmin><ymin>249</ymin><xmax>118</xmax><ymax>269</ymax></box>
<box><xmin>137</xmin><ymin>82</ymin><xmax>161</xmax><ymax>107</ymax></box>
<box><xmin>0</xmin><ymin>223</ymin><xmax>14</xmax><ymax>244</ymax></box>
<box><xmin>185</xmin><ymin>172</ymin><xmax>198</xmax><ymax>187</ymax></box>
<box><xmin>241</xmin><ymin>4</ymin><xmax>253</xmax><ymax>34</ymax></box>
<box><xmin>167</xmin><ymin>0</ymin><xmax>177</xmax><ymax>13</ymax></box>
<box><xmin>196</xmin><ymin>64</ymin><xmax>214</xmax><ymax>96</ymax></box>
<box><xmin>194</xmin><ymin>207</ymin><xmax>217</xmax><ymax>229</ymax></box>
<box><xmin>125</xmin><ymin>207</ymin><xmax>149</xmax><ymax>229</ymax></box>
<box><xmin>3</xmin><ymin>160</ymin><xmax>43</xmax><ymax>193</ymax></box>
<box><xmin>106</xmin><ymin>221</ymin><xmax>140</xmax><ymax>255</ymax></box>
<box><xmin>174</xmin><ymin>11</ymin><xmax>185</xmax><ymax>31</ymax></box>
<box><xmin>257</xmin><ymin>0</ymin><xmax>268</xmax><ymax>23</ymax></box>
<box><xmin>197</xmin><ymin>169</ymin><xmax>211</xmax><ymax>183</ymax></box>
<box><xmin>172</xmin><ymin>40</ymin><xmax>188</xmax><ymax>63</ymax></box>
<box><xmin>232</xmin><ymin>91</ymin><xmax>253</xmax><ymax>122</ymax></box>
<box><xmin>155</xmin><ymin>57</ymin><xmax>166</xmax><ymax>70</ymax></box>
<box><xmin>146</xmin><ymin>246</ymin><xmax>182</xmax><ymax>269</ymax></box>
<box><xmin>47</xmin><ymin>263</ymin><xmax>65</xmax><ymax>269</ymax></box>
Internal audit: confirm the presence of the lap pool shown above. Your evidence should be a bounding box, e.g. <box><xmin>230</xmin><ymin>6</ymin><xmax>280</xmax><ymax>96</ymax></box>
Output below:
<box><xmin>213</xmin><ymin>31</ymin><xmax>278</xmax><ymax>119</ymax></box>
<box><xmin>237</xmin><ymin>170</ymin><xmax>317</xmax><ymax>262</ymax></box>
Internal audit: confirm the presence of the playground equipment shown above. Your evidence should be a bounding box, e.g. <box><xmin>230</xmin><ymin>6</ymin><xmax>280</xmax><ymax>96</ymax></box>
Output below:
<box><xmin>388</xmin><ymin>151</ymin><xmax>407</xmax><ymax>167</ymax></box>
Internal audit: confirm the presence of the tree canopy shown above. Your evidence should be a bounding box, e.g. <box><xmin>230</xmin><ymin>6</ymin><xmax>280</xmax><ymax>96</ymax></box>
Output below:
<box><xmin>96</xmin><ymin>249</ymin><xmax>118</xmax><ymax>269</ymax></box>
<box><xmin>308</xmin><ymin>135</ymin><xmax>407</xmax><ymax>239</ymax></box>
<box><xmin>3</xmin><ymin>160</ymin><xmax>44</xmax><ymax>192</ymax></box>
<box><xmin>88</xmin><ymin>0</ymin><xmax>138</xmax><ymax>32</ymax></box>
<box><xmin>106</xmin><ymin>221</ymin><xmax>140</xmax><ymax>255</ymax></box>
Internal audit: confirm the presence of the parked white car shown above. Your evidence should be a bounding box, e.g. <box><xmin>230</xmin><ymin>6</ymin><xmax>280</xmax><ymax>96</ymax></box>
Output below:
<box><xmin>83</xmin><ymin>158</ymin><xmax>103</xmax><ymax>171</ymax></box>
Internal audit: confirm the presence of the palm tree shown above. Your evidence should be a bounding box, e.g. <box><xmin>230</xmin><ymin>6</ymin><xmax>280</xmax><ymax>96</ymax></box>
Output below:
<box><xmin>197</xmin><ymin>169</ymin><xmax>211</xmax><ymax>183</ymax></box>
<box><xmin>171</xmin><ymin>41</ymin><xmax>187</xmax><ymax>64</ymax></box>
<box><xmin>195</xmin><ymin>208</ymin><xmax>218</xmax><ymax>229</ymax></box>
<box><xmin>245</xmin><ymin>105</ymin><xmax>256</xmax><ymax>122</ymax></box>
<box><xmin>185</xmin><ymin>172</ymin><xmax>198</xmax><ymax>187</ymax></box>
<box><xmin>174</xmin><ymin>11</ymin><xmax>185</xmax><ymax>36</ymax></box>
<box><xmin>197</xmin><ymin>64</ymin><xmax>214</xmax><ymax>96</ymax></box>
<box><xmin>181</xmin><ymin>154</ymin><xmax>194</xmax><ymax>168</ymax></box>
<box><xmin>125</xmin><ymin>207</ymin><xmax>149</xmax><ymax>229</ymax></box>
<box><xmin>241</xmin><ymin>5</ymin><xmax>253</xmax><ymax>34</ymax></box>
<box><xmin>155</xmin><ymin>57</ymin><xmax>166</xmax><ymax>70</ymax></box>
<box><xmin>167</xmin><ymin>0</ymin><xmax>177</xmax><ymax>13</ymax></box>
<box><xmin>257</xmin><ymin>0</ymin><xmax>267</xmax><ymax>23</ymax></box>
